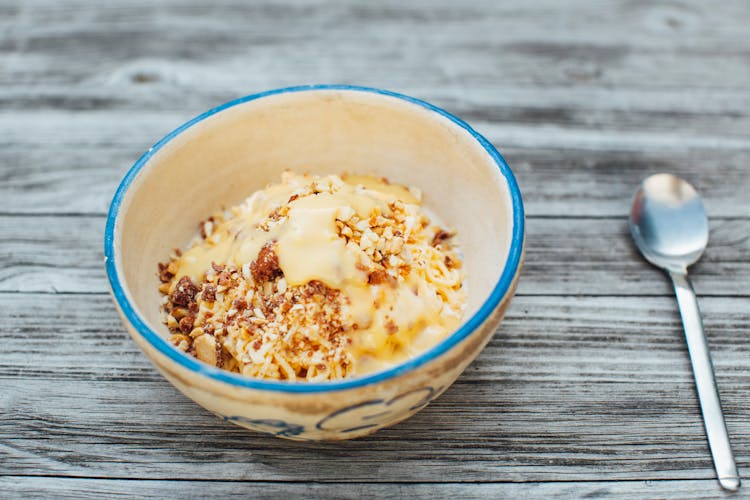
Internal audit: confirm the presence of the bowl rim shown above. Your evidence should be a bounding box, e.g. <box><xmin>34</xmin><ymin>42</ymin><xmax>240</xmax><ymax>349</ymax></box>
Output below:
<box><xmin>104</xmin><ymin>84</ymin><xmax>525</xmax><ymax>393</ymax></box>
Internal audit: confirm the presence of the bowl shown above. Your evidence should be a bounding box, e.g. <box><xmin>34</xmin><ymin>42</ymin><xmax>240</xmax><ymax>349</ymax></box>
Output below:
<box><xmin>104</xmin><ymin>85</ymin><xmax>525</xmax><ymax>440</ymax></box>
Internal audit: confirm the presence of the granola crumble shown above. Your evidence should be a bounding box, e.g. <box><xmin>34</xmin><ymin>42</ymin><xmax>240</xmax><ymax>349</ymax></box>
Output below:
<box><xmin>158</xmin><ymin>172</ymin><xmax>465</xmax><ymax>382</ymax></box>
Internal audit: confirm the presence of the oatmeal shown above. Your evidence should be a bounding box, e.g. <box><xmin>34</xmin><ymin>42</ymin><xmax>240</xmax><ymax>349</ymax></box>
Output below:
<box><xmin>158</xmin><ymin>172</ymin><xmax>466</xmax><ymax>381</ymax></box>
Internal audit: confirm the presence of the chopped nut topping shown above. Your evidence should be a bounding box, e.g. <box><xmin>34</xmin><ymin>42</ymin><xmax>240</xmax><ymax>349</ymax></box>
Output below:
<box><xmin>384</xmin><ymin>319</ymin><xmax>398</xmax><ymax>335</ymax></box>
<box><xmin>159</xmin><ymin>173</ymin><xmax>465</xmax><ymax>382</ymax></box>
<box><xmin>431</xmin><ymin>229</ymin><xmax>453</xmax><ymax>247</ymax></box>
<box><xmin>194</xmin><ymin>334</ymin><xmax>218</xmax><ymax>365</ymax></box>
<box><xmin>171</xmin><ymin>276</ymin><xmax>197</xmax><ymax>307</ymax></box>
<box><xmin>202</xmin><ymin>284</ymin><xmax>216</xmax><ymax>302</ymax></box>
<box><xmin>157</xmin><ymin>262</ymin><xmax>175</xmax><ymax>283</ymax></box>
<box><xmin>250</xmin><ymin>241</ymin><xmax>282</xmax><ymax>283</ymax></box>
<box><xmin>368</xmin><ymin>269</ymin><xmax>396</xmax><ymax>287</ymax></box>
<box><xmin>179</xmin><ymin>315</ymin><xmax>195</xmax><ymax>334</ymax></box>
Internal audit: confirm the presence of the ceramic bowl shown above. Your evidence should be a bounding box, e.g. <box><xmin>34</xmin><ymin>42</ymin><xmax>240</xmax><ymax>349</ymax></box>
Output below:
<box><xmin>104</xmin><ymin>85</ymin><xmax>525</xmax><ymax>441</ymax></box>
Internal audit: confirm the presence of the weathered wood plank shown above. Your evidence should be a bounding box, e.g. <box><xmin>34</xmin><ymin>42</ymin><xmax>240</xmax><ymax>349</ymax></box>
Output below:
<box><xmin>3</xmin><ymin>85</ymin><xmax>749</xmax><ymax>135</ymax></box>
<box><xmin>0</xmin><ymin>216</ymin><xmax>105</xmax><ymax>293</ymax></box>
<box><xmin>2</xmin><ymin>215</ymin><xmax>748</xmax><ymax>296</ymax></box>
<box><xmin>1</xmin><ymin>113</ymin><xmax>749</xmax><ymax>217</ymax></box>
<box><xmin>506</xmin><ymin>149</ymin><xmax>750</xmax><ymax>220</ymax></box>
<box><xmin>2</xmin><ymin>294</ymin><xmax>749</xmax><ymax>383</ymax></box>
<box><xmin>1</xmin><ymin>0</ymin><xmax>749</xmax><ymax>218</ymax></box>
<box><xmin>0</xmin><ymin>477</ymin><xmax>737</xmax><ymax>500</ymax></box>
<box><xmin>2</xmin><ymin>0</ymin><xmax>749</xmax><ymax>495</ymax></box>
<box><xmin>1</xmin><ymin>294</ymin><xmax>747</xmax><ymax>481</ymax></box>
<box><xmin>1</xmin><ymin>0</ymin><xmax>749</xmax><ymax>89</ymax></box>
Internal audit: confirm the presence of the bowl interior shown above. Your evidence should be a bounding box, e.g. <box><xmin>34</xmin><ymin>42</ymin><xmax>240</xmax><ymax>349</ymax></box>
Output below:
<box><xmin>112</xmin><ymin>88</ymin><xmax>517</xmax><ymax>372</ymax></box>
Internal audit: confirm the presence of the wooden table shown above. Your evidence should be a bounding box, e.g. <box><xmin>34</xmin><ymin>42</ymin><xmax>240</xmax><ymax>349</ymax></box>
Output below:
<box><xmin>1</xmin><ymin>1</ymin><xmax>748</xmax><ymax>498</ymax></box>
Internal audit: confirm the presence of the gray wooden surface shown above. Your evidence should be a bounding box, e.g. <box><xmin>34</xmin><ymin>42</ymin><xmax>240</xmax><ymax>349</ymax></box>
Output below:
<box><xmin>1</xmin><ymin>1</ymin><xmax>748</xmax><ymax>498</ymax></box>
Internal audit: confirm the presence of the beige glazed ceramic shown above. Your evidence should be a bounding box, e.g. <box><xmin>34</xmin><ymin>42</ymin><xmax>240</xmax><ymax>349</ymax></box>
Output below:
<box><xmin>104</xmin><ymin>85</ymin><xmax>525</xmax><ymax>441</ymax></box>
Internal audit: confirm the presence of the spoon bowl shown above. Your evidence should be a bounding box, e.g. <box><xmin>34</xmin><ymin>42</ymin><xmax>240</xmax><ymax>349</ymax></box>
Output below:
<box><xmin>629</xmin><ymin>173</ymin><xmax>709</xmax><ymax>273</ymax></box>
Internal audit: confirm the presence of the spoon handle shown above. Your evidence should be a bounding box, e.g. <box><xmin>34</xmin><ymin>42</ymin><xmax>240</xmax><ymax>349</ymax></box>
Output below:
<box><xmin>669</xmin><ymin>271</ymin><xmax>740</xmax><ymax>491</ymax></box>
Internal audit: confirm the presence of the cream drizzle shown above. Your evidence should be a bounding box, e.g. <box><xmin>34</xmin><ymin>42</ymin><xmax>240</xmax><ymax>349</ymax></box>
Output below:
<box><xmin>169</xmin><ymin>173</ymin><xmax>463</xmax><ymax>375</ymax></box>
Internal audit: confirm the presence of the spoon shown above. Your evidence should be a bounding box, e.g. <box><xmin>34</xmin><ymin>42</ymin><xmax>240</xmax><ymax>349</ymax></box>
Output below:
<box><xmin>629</xmin><ymin>173</ymin><xmax>740</xmax><ymax>491</ymax></box>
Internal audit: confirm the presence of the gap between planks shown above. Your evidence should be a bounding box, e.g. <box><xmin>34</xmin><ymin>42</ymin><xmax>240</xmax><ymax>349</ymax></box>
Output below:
<box><xmin>0</xmin><ymin>476</ymin><xmax>736</xmax><ymax>500</ymax></box>
<box><xmin>0</xmin><ymin>473</ymin><xmax>728</xmax><ymax>485</ymax></box>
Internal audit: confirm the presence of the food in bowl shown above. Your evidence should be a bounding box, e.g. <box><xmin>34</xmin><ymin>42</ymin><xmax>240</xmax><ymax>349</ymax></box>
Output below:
<box><xmin>158</xmin><ymin>171</ymin><xmax>466</xmax><ymax>381</ymax></box>
<box><xmin>105</xmin><ymin>85</ymin><xmax>524</xmax><ymax>440</ymax></box>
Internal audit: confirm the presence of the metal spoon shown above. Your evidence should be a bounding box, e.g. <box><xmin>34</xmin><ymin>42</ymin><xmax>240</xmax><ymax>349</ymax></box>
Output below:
<box><xmin>629</xmin><ymin>173</ymin><xmax>740</xmax><ymax>491</ymax></box>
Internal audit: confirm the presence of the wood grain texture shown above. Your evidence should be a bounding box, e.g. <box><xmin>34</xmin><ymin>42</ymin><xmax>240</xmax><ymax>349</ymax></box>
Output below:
<box><xmin>1</xmin><ymin>0</ymin><xmax>749</xmax><ymax>89</ymax></box>
<box><xmin>1</xmin><ymin>215</ymin><xmax>748</xmax><ymax>296</ymax></box>
<box><xmin>2</xmin><ymin>293</ymin><xmax>749</xmax><ymax>383</ymax></box>
<box><xmin>1</xmin><ymin>0</ymin><xmax>749</xmax><ymax>497</ymax></box>
<box><xmin>0</xmin><ymin>477</ymin><xmax>739</xmax><ymax>500</ymax></box>
<box><xmin>1</xmin><ymin>294</ymin><xmax>748</xmax><ymax>482</ymax></box>
<box><xmin>1</xmin><ymin>1</ymin><xmax>750</xmax><ymax>218</ymax></box>
<box><xmin>3</xmin><ymin>133</ymin><xmax>750</xmax><ymax>217</ymax></box>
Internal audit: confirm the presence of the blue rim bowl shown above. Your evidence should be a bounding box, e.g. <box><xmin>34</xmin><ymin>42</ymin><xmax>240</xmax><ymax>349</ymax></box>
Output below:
<box><xmin>104</xmin><ymin>84</ymin><xmax>525</xmax><ymax>393</ymax></box>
